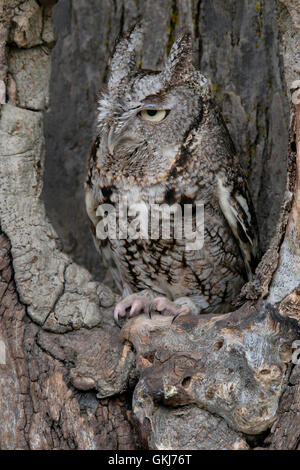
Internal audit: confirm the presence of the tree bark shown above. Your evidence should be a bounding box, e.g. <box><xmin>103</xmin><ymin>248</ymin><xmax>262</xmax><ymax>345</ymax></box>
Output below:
<box><xmin>0</xmin><ymin>0</ymin><xmax>299</xmax><ymax>450</ymax></box>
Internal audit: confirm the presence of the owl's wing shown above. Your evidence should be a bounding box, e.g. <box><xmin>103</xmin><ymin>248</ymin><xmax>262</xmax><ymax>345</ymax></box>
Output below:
<box><xmin>86</xmin><ymin>183</ymin><xmax>125</xmax><ymax>293</ymax></box>
<box><xmin>85</xmin><ymin>138</ymin><xmax>124</xmax><ymax>293</ymax></box>
<box><xmin>216</xmin><ymin>174</ymin><xmax>260</xmax><ymax>279</ymax></box>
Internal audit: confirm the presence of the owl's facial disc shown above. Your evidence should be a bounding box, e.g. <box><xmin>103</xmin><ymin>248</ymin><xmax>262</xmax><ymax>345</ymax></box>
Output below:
<box><xmin>103</xmin><ymin>84</ymin><xmax>201</xmax><ymax>165</ymax></box>
<box><xmin>107</xmin><ymin>123</ymin><xmax>143</xmax><ymax>156</ymax></box>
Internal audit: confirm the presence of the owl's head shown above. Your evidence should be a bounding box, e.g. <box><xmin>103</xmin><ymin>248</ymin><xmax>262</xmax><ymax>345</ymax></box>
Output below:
<box><xmin>97</xmin><ymin>25</ymin><xmax>211</xmax><ymax>175</ymax></box>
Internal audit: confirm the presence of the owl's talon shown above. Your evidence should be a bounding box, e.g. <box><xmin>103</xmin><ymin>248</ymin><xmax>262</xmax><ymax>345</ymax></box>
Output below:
<box><xmin>147</xmin><ymin>303</ymin><xmax>153</xmax><ymax>319</ymax></box>
<box><xmin>113</xmin><ymin>301</ymin><xmax>131</xmax><ymax>324</ymax></box>
<box><xmin>129</xmin><ymin>299</ymin><xmax>144</xmax><ymax>317</ymax></box>
<box><xmin>171</xmin><ymin>305</ymin><xmax>190</xmax><ymax>324</ymax></box>
<box><xmin>171</xmin><ymin>310</ymin><xmax>184</xmax><ymax>324</ymax></box>
<box><xmin>113</xmin><ymin>307</ymin><xmax>122</xmax><ymax>327</ymax></box>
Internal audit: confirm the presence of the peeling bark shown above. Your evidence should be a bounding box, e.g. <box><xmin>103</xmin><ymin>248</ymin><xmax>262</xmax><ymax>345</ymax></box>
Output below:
<box><xmin>0</xmin><ymin>0</ymin><xmax>299</xmax><ymax>450</ymax></box>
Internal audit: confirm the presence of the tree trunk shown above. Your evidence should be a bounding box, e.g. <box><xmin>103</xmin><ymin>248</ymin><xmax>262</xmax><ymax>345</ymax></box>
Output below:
<box><xmin>0</xmin><ymin>0</ymin><xmax>299</xmax><ymax>450</ymax></box>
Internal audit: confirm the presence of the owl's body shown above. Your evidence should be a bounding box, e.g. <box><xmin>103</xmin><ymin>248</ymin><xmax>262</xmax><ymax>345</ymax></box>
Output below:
<box><xmin>86</xmin><ymin>28</ymin><xmax>259</xmax><ymax>319</ymax></box>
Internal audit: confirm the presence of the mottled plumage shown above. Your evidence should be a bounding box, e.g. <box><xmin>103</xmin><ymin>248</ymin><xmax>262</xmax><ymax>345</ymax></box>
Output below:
<box><xmin>85</xmin><ymin>26</ymin><xmax>259</xmax><ymax>321</ymax></box>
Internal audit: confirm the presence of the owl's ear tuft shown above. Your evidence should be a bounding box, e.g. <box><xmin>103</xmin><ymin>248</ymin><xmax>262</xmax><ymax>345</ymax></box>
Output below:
<box><xmin>163</xmin><ymin>31</ymin><xmax>194</xmax><ymax>84</ymax></box>
<box><xmin>108</xmin><ymin>23</ymin><xmax>144</xmax><ymax>92</ymax></box>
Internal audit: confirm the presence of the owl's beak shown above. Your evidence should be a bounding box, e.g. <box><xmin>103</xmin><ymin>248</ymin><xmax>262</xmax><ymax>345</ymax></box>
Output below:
<box><xmin>107</xmin><ymin>125</ymin><xmax>142</xmax><ymax>155</ymax></box>
<box><xmin>107</xmin><ymin>127</ymin><xmax>115</xmax><ymax>155</ymax></box>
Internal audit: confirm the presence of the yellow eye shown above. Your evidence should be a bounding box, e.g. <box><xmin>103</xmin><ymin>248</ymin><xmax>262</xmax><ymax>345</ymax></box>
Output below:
<box><xmin>140</xmin><ymin>109</ymin><xmax>167</xmax><ymax>122</ymax></box>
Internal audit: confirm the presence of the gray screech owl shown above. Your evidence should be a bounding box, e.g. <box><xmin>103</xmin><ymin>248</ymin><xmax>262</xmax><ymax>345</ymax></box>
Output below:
<box><xmin>85</xmin><ymin>26</ymin><xmax>260</xmax><ymax>323</ymax></box>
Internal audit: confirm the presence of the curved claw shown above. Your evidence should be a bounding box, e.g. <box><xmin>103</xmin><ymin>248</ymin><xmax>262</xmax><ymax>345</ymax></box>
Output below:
<box><xmin>147</xmin><ymin>303</ymin><xmax>153</xmax><ymax>319</ymax></box>
<box><xmin>114</xmin><ymin>306</ymin><xmax>122</xmax><ymax>326</ymax></box>
<box><xmin>171</xmin><ymin>306</ymin><xmax>190</xmax><ymax>324</ymax></box>
<box><xmin>129</xmin><ymin>299</ymin><xmax>144</xmax><ymax>317</ymax></box>
<box><xmin>171</xmin><ymin>313</ymin><xmax>179</xmax><ymax>324</ymax></box>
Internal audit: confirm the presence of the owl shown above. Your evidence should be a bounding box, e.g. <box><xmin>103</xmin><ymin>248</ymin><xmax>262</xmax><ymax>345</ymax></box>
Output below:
<box><xmin>85</xmin><ymin>26</ymin><xmax>260</xmax><ymax>323</ymax></box>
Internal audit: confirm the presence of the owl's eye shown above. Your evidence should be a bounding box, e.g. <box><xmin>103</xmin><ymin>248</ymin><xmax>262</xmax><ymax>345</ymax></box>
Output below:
<box><xmin>139</xmin><ymin>109</ymin><xmax>168</xmax><ymax>122</ymax></box>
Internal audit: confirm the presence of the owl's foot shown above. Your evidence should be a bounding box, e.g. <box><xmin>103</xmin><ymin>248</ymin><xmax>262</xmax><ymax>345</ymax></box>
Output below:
<box><xmin>114</xmin><ymin>294</ymin><xmax>193</xmax><ymax>326</ymax></box>
<box><xmin>114</xmin><ymin>294</ymin><xmax>153</xmax><ymax>324</ymax></box>
<box><xmin>152</xmin><ymin>297</ymin><xmax>190</xmax><ymax>316</ymax></box>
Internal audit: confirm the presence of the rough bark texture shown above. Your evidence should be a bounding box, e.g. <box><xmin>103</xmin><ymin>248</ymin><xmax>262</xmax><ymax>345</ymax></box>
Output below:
<box><xmin>0</xmin><ymin>0</ymin><xmax>299</xmax><ymax>450</ymax></box>
<box><xmin>0</xmin><ymin>0</ymin><xmax>137</xmax><ymax>450</ymax></box>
